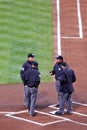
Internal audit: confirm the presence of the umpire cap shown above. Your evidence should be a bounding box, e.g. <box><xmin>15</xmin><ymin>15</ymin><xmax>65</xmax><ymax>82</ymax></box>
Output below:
<box><xmin>56</xmin><ymin>55</ymin><xmax>63</xmax><ymax>60</ymax></box>
<box><xmin>28</xmin><ymin>53</ymin><xmax>35</xmax><ymax>58</ymax></box>
<box><xmin>32</xmin><ymin>61</ymin><xmax>38</xmax><ymax>67</ymax></box>
<box><xmin>62</xmin><ymin>62</ymin><xmax>69</xmax><ymax>68</ymax></box>
<box><xmin>62</xmin><ymin>62</ymin><xmax>67</xmax><ymax>67</ymax></box>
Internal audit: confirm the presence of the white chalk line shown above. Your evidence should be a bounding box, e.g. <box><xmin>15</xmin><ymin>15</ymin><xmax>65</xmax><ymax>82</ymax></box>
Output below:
<box><xmin>56</xmin><ymin>0</ymin><xmax>83</xmax><ymax>54</ymax></box>
<box><xmin>49</xmin><ymin>101</ymin><xmax>87</xmax><ymax>117</ymax></box>
<box><xmin>49</xmin><ymin>104</ymin><xmax>87</xmax><ymax>117</ymax></box>
<box><xmin>0</xmin><ymin>111</ymin><xmax>15</xmax><ymax>114</ymax></box>
<box><xmin>6</xmin><ymin>113</ymin><xmax>44</xmax><ymax>126</ymax></box>
<box><xmin>62</xmin><ymin>0</ymin><xmax>83</xmax><ymax>39</ymax></box>
<box><xmin>77</xmin><ymin>0</ymin><xmax>83</xmax><ymax>38</ymax></box>
<box><xmin>49</xmin><ymin>105</ymin><xmax>87</xmax><ymax>127</ymax></box>
<box><xmin>73</xmin><ymin>101</ymin><xmax>87</xmax><ymax>107</ymax></box>
<box><xmin>62</xmin><ymin>36</ymin><xmax>82</xmax><ymax>39</ymax></box>
<box><xmin>5</xmin><ymin>110</ymin><xmax>68</xmax><ymax>126</ymax></box>
<box><xmin>0</xmin><ymin>101</ymin><xmax>87</xmax><ymax>126</ymax></box>
<box><xmin>50</xmin><ymin>110</ymin><xmax>87</xmax><ymax>127</ymax></box>
<box><xmin>56</xmin><ymin>0</ymin><xmax>61</xmax><ymax>55</ymax></box>
<box><xmin>69</xmin><ymin>120</ymin><xmax>87</xmax><ymax>127</ymax></box>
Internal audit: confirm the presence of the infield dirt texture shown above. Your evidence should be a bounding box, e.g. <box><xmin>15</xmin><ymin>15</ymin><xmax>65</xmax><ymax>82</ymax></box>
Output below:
<box><xmin>0</xmin><ymin>0</ymin><xmax>87</xmax><ymax>130</ymax></box>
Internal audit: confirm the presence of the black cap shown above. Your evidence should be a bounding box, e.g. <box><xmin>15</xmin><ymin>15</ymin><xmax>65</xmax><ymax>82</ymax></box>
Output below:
<box><xmin>28</xmin><ymin>53</ymin><xmax>35</xmax><ymax>58</ymax></box>
<box><xmin>56</xmin><ymin>55</ymin><xmax>63</xmax><ymax>60</ymax></box>
<box><xmin>62</xmin><ymin>62</ymin><xmax>67</xmax><ymax>67</ymax></box>
<box><xmin>62</xmin><ymin>62</ymin><xmax>69</xmax><ymax>68</ymax></box>
<box><xmin>32</xmin><ymin>61</ymin><xmax>38</xmax><ymax>67</ymax></box>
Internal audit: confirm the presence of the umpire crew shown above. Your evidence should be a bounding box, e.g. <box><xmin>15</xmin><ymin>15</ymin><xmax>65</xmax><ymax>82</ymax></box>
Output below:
<box><xmin>20</xmin><ymin>53</ymin><xmax>35</xmax><ymax>107</ymax></box>
<box><xmin>24</xmin><ymin>61</ymin><xmax>41</xmax><ymax>116</ymax></box>
<box><xmin>50</xmin><ymin>55</ymin><xmax>64</xmax><ymax>107</ymax></box>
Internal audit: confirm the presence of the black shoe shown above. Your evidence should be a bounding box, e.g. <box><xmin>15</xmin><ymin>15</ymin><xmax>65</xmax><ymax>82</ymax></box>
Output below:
<box><xmin>28</xmin><ymin>107</ymin><xmax>30</xmax><ymax>111</ymax></box>
<box><xmin>67</xmin><ymin>111</ymin><xmax>73</xmax><ymax>115</ymax></box>
<box><xmin>30</xmin><ymin>113</ymin><xmax>36</xmax><ymax>117</ymax></box>
<box><xmin>55</xmin><ymin>111</ymin><xmax>64</xmax><ymax>115</ymax></box>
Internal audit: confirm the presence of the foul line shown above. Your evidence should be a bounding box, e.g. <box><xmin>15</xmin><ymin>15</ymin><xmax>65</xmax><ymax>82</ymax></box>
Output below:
<box><xmin>56</xmin><ymin>0</ymin><xmax>61</xmax><ymax>55</ymax></box>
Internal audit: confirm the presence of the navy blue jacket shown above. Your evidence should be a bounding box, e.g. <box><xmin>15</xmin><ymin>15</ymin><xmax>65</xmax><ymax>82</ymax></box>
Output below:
<box><xmin>20</xmin><ymin>60</ymin><xmax>33</xmax><ymax>85</ymax></box>
<box><xmin>51</xmin><ymin>63</ymin><xmax>63</xmax><ymax>80</ymax></box>
<box><xmin>60</xmin><ymin>68</ymin><xmax>76</xmax><ymax>93</ymax></box>
<box><xmin>24</xmin><ymin>67</ymin><xmax>41</xmax><ymax>88</ymax></box>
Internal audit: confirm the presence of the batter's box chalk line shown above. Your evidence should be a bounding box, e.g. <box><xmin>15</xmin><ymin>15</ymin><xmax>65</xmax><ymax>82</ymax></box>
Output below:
<box><xmin>48</xmin><ymin>102</ymin><xmax>87</xmax><ymax>117</ymax></box>
<box><xmin>5</xmin><ymin>110</ymin><xmax>68</xmax><ymax>126</ymax></box>
<box><xmin>48</xmin><ymin>103</ymin><xmax>87</xmax><ymax>127</ymax></box>
<box><xmin>1</xmin><ymin>101</ymin><xmax>87</xmax><ymax>126</ymax></box>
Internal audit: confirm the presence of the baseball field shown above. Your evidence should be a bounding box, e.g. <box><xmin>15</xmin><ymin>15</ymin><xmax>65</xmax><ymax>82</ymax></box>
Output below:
<box><xmin>0</xmin><ymin>0</ymin><xmax>53</xmax><ymax>84</ymax></box>
<box><xmin>0</xmin><ymin>0</ymin><xmax>87</xmax><ymax>130</ymax></box>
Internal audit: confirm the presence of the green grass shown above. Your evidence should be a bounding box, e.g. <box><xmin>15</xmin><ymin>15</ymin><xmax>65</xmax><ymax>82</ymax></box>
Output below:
<box><xmin>0</xmin><ymin>0</ymin><xmax>53</xmax><ymax>84</ymax></box>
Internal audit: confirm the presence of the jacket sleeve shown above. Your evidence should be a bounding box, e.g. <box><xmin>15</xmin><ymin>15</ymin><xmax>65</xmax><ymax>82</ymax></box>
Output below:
<box><xmin>50</xmin><ymin>65</ymin><xmax>55</xmax><ymax>75</ymax></box>
<box><xmin>20</xmin><ymin>63</ymin><xmax>27</xmax><ymax>85</ymax></box>
<box><xmin>72</xmin><ymin>70</ymin><xmax>76</xmax><ymax>83</ymax></box>
<box><xmin>34</xmin><ymin>73</ymin><xmax>41</xmax><ymax>88</ymax></box>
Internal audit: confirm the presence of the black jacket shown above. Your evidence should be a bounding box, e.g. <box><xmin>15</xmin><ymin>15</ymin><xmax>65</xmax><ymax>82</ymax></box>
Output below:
<box><xmin>24</xmin><ymin>67</ymin><xmax>41</xmax><ymax>88</ymax></box>
<box><xmin>20</xmin><ymin>60</ymin><xmax>33</xmax><ymax>85</ymax></box>
<box><xmin>60</xmin><ymin>68</ymin><xmax>76</xmax><ymax>93</ymax></box>
<box><xmin>51</xmin><ymin>63</ymin><xmax>63</xmax><ymax>80</ymax></box>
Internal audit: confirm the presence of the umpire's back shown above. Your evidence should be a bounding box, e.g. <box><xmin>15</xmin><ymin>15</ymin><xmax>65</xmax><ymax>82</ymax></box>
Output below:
<box><xmin>24</xmin><ymin>61</ymin><xmax>41</xmax><ymax>88</ymax></box>
<box><xmin>60</xmin><ymin>62</ymin><xmax>76</xmax><ymax>93</ymax></box>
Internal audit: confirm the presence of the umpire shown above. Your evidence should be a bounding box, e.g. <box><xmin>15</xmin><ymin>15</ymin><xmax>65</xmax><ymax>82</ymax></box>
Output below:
<box><xmin>24</xmin><ymin>61</ymin><xmax>41</xmax><ymax>116</ymax></box>
<box><xmin>20</xmin><ymin>53</ymin><xmax>35</xmax><ymax>107</ymax></box>
<box><xmin>50</xmin><ymin>55</ymin><xmax>64</xmax><ymax>107</ymax></box>
<box><xmin>55</xmin><ymin>62</ymin><xmax>76</xmax><ymax>115</ymax></box>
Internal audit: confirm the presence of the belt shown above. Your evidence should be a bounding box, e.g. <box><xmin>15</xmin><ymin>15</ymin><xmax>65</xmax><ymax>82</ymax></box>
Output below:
<box><xmin>27</xmin><ymin>85</ymin><xmax>37</xmax><ymax>88</ymax></box>
<box><xmin>28</xmin><ymin>86</ymin><xmax>35</xmax><ymax>88</ymax></box>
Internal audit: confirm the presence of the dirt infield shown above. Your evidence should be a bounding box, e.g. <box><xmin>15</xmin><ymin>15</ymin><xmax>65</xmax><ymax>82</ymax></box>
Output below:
<box><xmin>0</xmin><ymin>83</ymin><xmax>87</xmax><ymax>130</ymax></box>
<box><xmin>0</xmin><ymin>0</ymin><xmax>87</xmax><ymax>130</ymax></box>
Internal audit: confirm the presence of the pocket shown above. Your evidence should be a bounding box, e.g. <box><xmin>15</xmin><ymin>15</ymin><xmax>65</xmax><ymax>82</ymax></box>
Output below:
<box><xmin>32</xmin><ymin>87</ymin><xmax>38</xmax><ymax>93</ymax></box>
